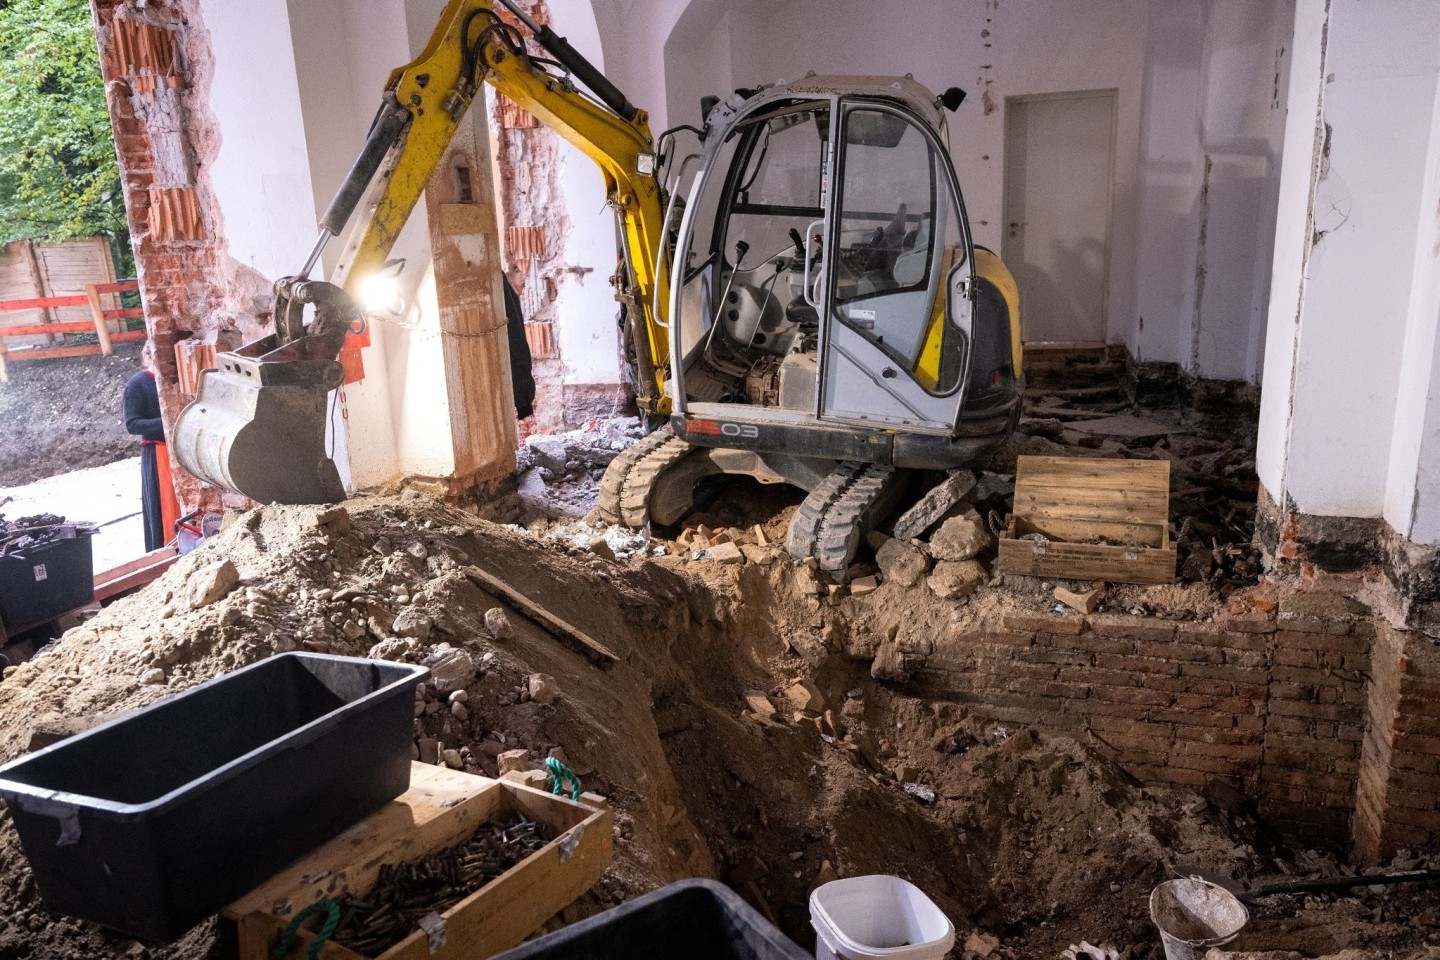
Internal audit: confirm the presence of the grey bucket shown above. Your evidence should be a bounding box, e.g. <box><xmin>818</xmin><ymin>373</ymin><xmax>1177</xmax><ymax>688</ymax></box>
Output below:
<box><xmin>1148</xmin><ymin>878</ymin><xmax>1249</xmax><ymax>960</ymax></box>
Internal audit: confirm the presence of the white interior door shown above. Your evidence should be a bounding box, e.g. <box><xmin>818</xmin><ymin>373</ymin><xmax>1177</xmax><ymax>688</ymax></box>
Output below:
<box><xmin>1003</xmin><ymin>90</ymin><xmax>1116</xmax><ymax>344</ymax></box>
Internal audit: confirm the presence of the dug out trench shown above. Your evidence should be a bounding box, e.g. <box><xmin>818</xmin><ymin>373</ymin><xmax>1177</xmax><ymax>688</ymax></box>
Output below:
<box><xmin>0</xmin><ymin>496</ymin><xmax>1433</xmax><ymax>960</ymax></box>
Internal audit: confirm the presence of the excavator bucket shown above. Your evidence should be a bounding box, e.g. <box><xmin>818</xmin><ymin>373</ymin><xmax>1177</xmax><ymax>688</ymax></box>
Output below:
<box><xmin>173</xmin><ymin>336</ymin><xmax>346</xmax><ymax>505</ymax></box>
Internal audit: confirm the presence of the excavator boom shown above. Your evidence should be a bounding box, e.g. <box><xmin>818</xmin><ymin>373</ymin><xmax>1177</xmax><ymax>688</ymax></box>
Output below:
<box><xmin>174</xmin><ymin>0</ymin><xmax>669</xmax><ymax>504</ymax></box>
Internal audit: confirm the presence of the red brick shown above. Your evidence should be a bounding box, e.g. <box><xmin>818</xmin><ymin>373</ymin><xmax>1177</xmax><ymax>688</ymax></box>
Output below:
<box><xmin>1267</xmin><ymin>732</ymin><xmax>1358</xmax><ymax>759</ymax></box>
<box><xmin>1174</xmin><ymin>724</ymin><xmax>1257</xmax><ymax>745</ymax></box>
<box><xmin>1394</xmin><ymin>733</ymin><xmax>1440</xmax><ymax>756</ymax></box>
<box><xmin>1061</xmin><ymin>699</ymin><xmax>1151</xmax><ymax>721</ymax></box>
<box><xmin>1386</xmin><ymin>787</ymin><xmax>1439</xmax><ymax>812</ymax></box>
<box><xmin>1271</xmin><ymin>664</ymin><xmax>1338</xmax><ymax>685</ymax></box>
<box><xmin>1180</xmin><ymin>662</ymin><xmax>1268</xmax><ymax>686</ymax></box>
<box><xmin>1223</xmin><ymin>648</ymin><xmax>1268</xmax><ymax>668</ymax></box>
<box><xmin>1144</xmin><ymin>674</ymin><xmax>1243</xmax><ymax>698</ymax></box>
<box><xmin>1094</xmin><ymin>653</ymin><xmax>1180</xmax><ymax>676</ymax></box>
<box><xmin>1169</xmin><ymin>753</ymin><xmax>1247</xmax><ymax>775</ymax></box>
<box><xmin>1221</xmin><ymin>619</ymin><xmax>1276</xmax><ymax>635</ymax></box>
<box><xmin>1271</xmin><ymin>682</ymin><xmax>1320</xmax><ymax>703</ymax></box>
<box><xmin>1378</xmin><ymin>823</ymin><xmax>1437</xmax><ymax>847</ymax></box>
<box><xmin>1092</xmin><ymin>685</ymin><xmax>1173</xmax><ymax>707</ymax></box>
<box><xmin>1267</xmin><ymin>715</ymin><xmax>1315</xmax><ymax>736</ymax></box>
<box><xmin>1133</xmin><ymin>764</ymin><xmax>1210</xmax><ymax>788</ymax></box>
<box><xmin>1269</xmin><ymin>699</ymin><xmax>1362</xmax><ymax>722</ymax></box>
<box><xmin>1149</xmin><ymin>707</ymin><xmax>1228</xmax><ymax>727</ymax></box>
<box><xmin>1175</xmin><ymin>739</ymin><xmax>1263</xmax><ymax>762</ymax></box>
<box><xmin>975</xmin><ymin>630</ymin><xmax>1037</xmax><ymax>648</ymax></box>
<box><xmin>1057</xmin><ymin>666</ymin><xmax>1132</xmax><ymax>687</ymax></box>
<box><xmin>1003</xmin><ymin>613</ymin><xmax>1085</xmax><ymax>635</ymax></box>
<box><xmin>1383</xmin><ymin>806</ymin><xmax>1440</xmax><ymax>829</ymax></box>
<box><xmin>1088</xmin><ymin>616</ymin><xmax>1176</xmax><ymax>642</ymax></box>
<box><xmin>1233</xmin><ymin>715</ymin><xmax>1267</xmax><ymax>733</ymax></box>
<box><xmin>1016</xmin><ymin>647</ymin><xmax>1092</xmax><ymax>667</ymax></box>
<box><xmin>1060</xmin><ymin>633</ymin><xmax>1134</xmax><ymax>656</ymax></box>
<box><xmin>1273</xmin><ymin>647</ymin><xmax>1320</xmax><ymax>668</ymax></box>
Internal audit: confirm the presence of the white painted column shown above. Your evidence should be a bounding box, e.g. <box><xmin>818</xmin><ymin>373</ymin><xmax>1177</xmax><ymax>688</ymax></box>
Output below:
<box><xmin>1257</xmin><ymin>0</ymin><xmax>1440</xmax><ymax>535</ymax></box>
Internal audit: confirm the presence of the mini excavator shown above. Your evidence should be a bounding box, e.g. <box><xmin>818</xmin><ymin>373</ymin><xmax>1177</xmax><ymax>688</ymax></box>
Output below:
<box><xmin>174</xmin><ymin>0</ymin><xmax>1023</xmax><ymax>574</ymax></box>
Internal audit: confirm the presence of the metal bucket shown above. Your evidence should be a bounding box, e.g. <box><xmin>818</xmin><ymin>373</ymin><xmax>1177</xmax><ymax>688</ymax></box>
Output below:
<box><xmin>1149</xmin><ymin>878</ymin><xmax>1249</xmax><ymax>960</ymax></box>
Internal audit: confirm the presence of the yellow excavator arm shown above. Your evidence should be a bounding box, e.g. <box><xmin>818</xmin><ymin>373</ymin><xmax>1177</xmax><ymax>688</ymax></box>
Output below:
<box><xmin>174</xmin><ymin>0</ymin><xmax>673</xmax><ymax>504</ymax></box>
<box><xmin>333</xmin><ymin>0</ymin><xmax>670</xmax><ymax>396</ymax></box>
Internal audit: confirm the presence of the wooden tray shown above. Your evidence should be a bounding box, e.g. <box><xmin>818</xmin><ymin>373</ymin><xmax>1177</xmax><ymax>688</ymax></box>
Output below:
<box><xmin>996</xmin><ymin>455</ymin><xmax>1176</xmax><ymax>584</ymax></box>
<box><xmin>227</xmin><ymin>763</ymin><xmax>612</xmax><ymax>960</ymax></box>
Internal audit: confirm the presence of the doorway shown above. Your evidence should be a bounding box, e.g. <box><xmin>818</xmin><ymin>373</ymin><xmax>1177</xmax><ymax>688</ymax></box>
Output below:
<box><xmin>1002</xmin><ymin>90</ymin><xmax>1117</xmax><ymax>345</ymax></box>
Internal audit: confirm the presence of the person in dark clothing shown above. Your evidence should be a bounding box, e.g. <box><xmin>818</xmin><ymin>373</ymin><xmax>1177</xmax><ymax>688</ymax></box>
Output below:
<box><xmin>123</xmin><ymin>358</ymin><xmax>166</xmax><ymax>551</ymax></box>
<box><xmin>503</xmin><ymin>275</ymin><xmax>536</xmax><ymax>420</ymax></box>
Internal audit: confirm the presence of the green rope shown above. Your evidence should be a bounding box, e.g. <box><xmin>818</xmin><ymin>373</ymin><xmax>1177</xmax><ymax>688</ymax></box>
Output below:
<box><xmin>546</xmin><ymin>756</ymin><xmax>582</xmax><ymax>801</ymax></box>
<box><xmin>273</xmin><ymin>898</ymin><xmax>341</xmax><ymax>960</ymax></box>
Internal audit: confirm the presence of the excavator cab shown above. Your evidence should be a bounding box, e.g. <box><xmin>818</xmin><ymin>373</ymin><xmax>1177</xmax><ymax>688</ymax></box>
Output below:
<box><xmin>669</xmin><ymin>80</ymin><xmax>981</xmax><ymax>436</ymax></box>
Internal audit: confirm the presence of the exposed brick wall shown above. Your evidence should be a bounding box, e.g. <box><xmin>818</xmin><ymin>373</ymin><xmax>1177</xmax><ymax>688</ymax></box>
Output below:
<box><xmin>92</xmin><ymin>0</ymin><xmax>271</xmax><ymax>516</ymax></box>
<box><xmin>915</xmin><ymin>597</ymin><xmax>1439</xmax><ymax>858</ymax></box>
<box><xmin>1355</xmin><ymin>623</ymin><xmax>1440</xmax><ymax>861</ymax></box>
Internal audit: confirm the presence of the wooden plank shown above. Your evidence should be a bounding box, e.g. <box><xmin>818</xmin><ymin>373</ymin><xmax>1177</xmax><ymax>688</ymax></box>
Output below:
<box><xmin>998</xmin><ymin>537</ymin><xmax>1176</xmax><ymax>584</ymax></box>
<box><xmin>1012</xmin><ymin>515</ymin><xmax>1165</xmax><ymax>549</ymax></box>
<box><xmin>463</xmin><ymin>566</ymin><xmax>619</xmax><ymax>665</ymax></box>
<box><xmin>85</xmin><ymin>284</ymin><xmax>113</xmax><ymax>355</ymax></box>
<box><xmin>1014</xmin><ymin>457</ymin><xmax>1170</xmax><ymax>527</ymax></box>
<box><xmin>224</xmin><ymin>764</ymin><xmax>505</xmax><ymax>921</ymax></box>
<box><xmin>234</xmin><ymin>774</ymin><xmax>612</xmax><ymax>960</ymax></box>
<box><xmin>101</xmin><ymin>307</ymin><xmax>144</xmax><ymax>321</ymax></box>
<box><xmin>93</xmin><ymin>546</ymin><xmax>179</xmax><ymax>601</ymax></box>
<box><xmin>17</xmin><ymin>240</ymin><xmax>53</xmax><ymax>332</ymax></box>
<box><xmin>113</xmin><ymin>330</ymin><xmax>147</xmax><ymax>343</ymax></box>
<box><xmin>3</xmin><ymin>344</ymin><xmax>104</xmax><ymax>362</ymax></box>
<box><xmin>0</xmin><ymin>320</ymin><xmax>97</xmax><ymax>337</ymax></box>
<box><xmin>93</xmin><ymin>280</ymin><xmax>140</xmax><ymax>294</ymax></box>
<box><xmin>0</xmin><ymin>294</ymin><xmax>89</xmax><ymax>313</ymax></box>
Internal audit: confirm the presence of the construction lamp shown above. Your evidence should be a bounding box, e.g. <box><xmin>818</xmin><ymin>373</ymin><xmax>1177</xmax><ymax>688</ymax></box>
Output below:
<box><xmin>360</xmin><ymin>259</ymin><xmax>407</xmax><ymax>315</ymax></box>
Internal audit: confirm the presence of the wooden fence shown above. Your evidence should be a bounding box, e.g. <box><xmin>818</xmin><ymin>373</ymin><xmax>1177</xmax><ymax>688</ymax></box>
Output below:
<box><xmin>0</xmin><ymin>279</ymin><xmax>145</xmax><ymax>382</ymax></box>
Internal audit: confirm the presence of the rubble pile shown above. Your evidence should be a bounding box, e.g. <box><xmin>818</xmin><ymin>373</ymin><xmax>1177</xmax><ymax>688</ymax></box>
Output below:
<box><xmin>0</xmin><ymin>494</ymin><xmax>1427</xmax><ymax>959</ymax></box>
<box><xmin>0</xmin><ymin>513</ymin><xmax>94</xmax><ymax>557</ymax></box>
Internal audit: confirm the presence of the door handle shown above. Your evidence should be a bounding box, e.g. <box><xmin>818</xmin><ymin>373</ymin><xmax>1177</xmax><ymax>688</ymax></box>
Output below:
<box><xmin>802</xmin><ymin>218</ymin><xmax>825</xmax><ymax>309</ymax></box>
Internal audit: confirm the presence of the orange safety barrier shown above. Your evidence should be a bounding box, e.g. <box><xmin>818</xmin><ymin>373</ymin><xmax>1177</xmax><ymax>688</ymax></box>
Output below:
<box><xmin>0</xmin><ymin>279</ymin><xmax>145</xmax><ymax>382</ymax></box>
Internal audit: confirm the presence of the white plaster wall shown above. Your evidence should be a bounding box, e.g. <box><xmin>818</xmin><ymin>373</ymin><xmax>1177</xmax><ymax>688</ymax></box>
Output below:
<box><xmin>548</xmin><ymin>0</ymin><xmax>623</xmax><ymax>387</ymax></box>
<box><xmin>1258</xmin><ymin>0</ymin><xmax>1440</xmax><ymax>532</ymax></box>
<box><xmin>1284</xmin><ymin>0</ymin><xmax>1439</xmax><ymax>518</ymax></box>
<box><xmin>1382</xmin><ymin>66</ymin><xmax>1440</xmax><ymax>542</ymax></box>
<box><xmin>1132</xmin><ymin>0</ymin><xmax>1292</xmax><ymax>382</ymax></box>
<box><xmin>204</xmin><ymin>0</ymin><xmax>316</xmax><ymax>278</ymax></box>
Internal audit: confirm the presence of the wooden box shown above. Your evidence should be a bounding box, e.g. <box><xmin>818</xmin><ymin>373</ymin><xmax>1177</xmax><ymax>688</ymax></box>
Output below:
<box><xmin>996</xmin><ymin>455</ymin><xmax>1176</xmax><ymax>584</ymax></box>
<box><xmin>227</xmin><ymin>763</ymin><xmax>612</xmax><ymax>960</ymax></box>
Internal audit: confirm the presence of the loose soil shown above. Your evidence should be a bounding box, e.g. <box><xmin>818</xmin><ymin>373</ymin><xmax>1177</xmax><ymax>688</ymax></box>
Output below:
<box><xmin>0</xmin><ymin>494</ymin><xmax>1430</xmax><ymax>960</ymax></box>
<box><xmin>0</xmin><ymin>346</ymin><xmax>144</xmax><ymax>488</ymax></box>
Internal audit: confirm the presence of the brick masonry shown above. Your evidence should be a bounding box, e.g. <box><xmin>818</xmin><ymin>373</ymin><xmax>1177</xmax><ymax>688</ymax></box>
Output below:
<box><xmin>914</xmin><ymin>594</ymin><xmax>1439</xmax><ymax>861</ymax></box>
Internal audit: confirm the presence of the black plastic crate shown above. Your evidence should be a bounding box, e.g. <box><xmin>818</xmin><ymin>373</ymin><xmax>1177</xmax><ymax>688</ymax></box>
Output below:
<box><xmin>494</xmin><ymin>879</ymin><xmax>811</xmax><ymax>960</ymax></box>
<box><xmin>0</xmin><ymin>652</ymin><xmax>428</xmax><ymax>941</ymax></box>
<box><xmin>0</xmin><ymin>531</ymin><xmax>95</xmax><ymax>634</ymax></box>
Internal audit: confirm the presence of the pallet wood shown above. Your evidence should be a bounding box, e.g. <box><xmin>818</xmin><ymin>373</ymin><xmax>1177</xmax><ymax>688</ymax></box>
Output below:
<box><xmin>230</xmin><ymin>764</ymin><xmax>611</xmax><ymax>960</ymax></box>
<box><xmin>998</xmin><ymin>455</ymin><xmax>1175</xmax><ymax>584</ymax></box>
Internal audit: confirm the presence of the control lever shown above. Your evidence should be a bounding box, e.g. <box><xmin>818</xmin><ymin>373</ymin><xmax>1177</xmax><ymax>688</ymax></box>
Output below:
<box><xmin>789</xmin><ymin>227</ymin><xmax>805</xmax><ymax>254</ymax></box>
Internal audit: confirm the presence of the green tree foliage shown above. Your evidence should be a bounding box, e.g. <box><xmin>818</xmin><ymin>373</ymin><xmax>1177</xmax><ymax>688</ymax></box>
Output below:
<box><xmin>0</xmin><ymin>0</ymin><xmax>127</xmax><ymax>247</ymax></box>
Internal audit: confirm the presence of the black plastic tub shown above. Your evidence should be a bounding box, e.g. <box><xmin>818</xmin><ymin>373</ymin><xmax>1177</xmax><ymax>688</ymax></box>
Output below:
<box><xmin>0</xmin><ymin>652</ymin><xmax>428</xmax><ymax>941</ymax></box>
<box><xmin>0</xmin><ymin>530</ymin><xmax>95</xmax><ymax>634</ymax></box>
<box><xmin>493</xmin><ymin>879</ymin><xmax>811</xmax><ymax>960</ymax></box>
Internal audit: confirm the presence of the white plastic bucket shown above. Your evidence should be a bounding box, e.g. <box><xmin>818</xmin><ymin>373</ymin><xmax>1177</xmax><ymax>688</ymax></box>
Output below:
<box><xmin>809</xmin><ymin>876</ymin><xmax>956</xmax><ymax>960</ymax></box>
<box><xmin>1149</xmin><ymin>878</ymin><xmax>1250</xmax><ymax>960</ymax></box>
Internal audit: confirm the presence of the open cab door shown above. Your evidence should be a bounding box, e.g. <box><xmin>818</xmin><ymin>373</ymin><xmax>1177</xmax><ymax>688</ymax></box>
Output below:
<box><xmin>817</xmin><ymin>99</ymin><xmax>975</xmax><ymax>432</ymax></box>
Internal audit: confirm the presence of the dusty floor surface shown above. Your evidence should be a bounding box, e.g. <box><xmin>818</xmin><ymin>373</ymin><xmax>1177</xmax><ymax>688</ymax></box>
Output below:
<box><xmin>0</xmin><ymin>345</ymin><xmax>143</xmax><ymax>488</ymax></box>
<box><xmin>0</xmin><ymin>492</ymin><xmax>1432</xmax><ymax>960</ymax></box>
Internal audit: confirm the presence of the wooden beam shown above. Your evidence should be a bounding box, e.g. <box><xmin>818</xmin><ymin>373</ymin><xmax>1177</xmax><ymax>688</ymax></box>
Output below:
<box><xmin>463</xmin><ymin>565</ymin><xmax>619</xmax><ymax>665</ymax></box>
<box><xmin>0</xmin><ymin>342</ymin><xmax>8</xmax><ymax>384</ymax></box>
<box><xmin>85</xmin><ymin>284</ymin><xmax>113</xmax><ymax>356</ymax></box>
<box><xmin>17</xmin><ymin>240</ymin><xmax>54</xmax><ymax>335</ymax></box>
<box><xmin>0</xmin><ymin>321</ymin><xmax>97</xmax><ymax>337</ymax></box>
<box><xmin>92</xmin><ymin>279</ymin><xmax>140</xmax><ymax>295</ymax></box>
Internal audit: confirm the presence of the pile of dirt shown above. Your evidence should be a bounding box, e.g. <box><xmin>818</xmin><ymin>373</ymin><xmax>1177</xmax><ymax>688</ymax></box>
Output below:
<box><xmin>0</xmin><ymin>345</ymin><xmax>144</xmax><ymax>487</ymax></box>
<box><xmin>0</xmin><ymin>494</ymin><xmax>1426</xmax><ymax>960</ymax></box>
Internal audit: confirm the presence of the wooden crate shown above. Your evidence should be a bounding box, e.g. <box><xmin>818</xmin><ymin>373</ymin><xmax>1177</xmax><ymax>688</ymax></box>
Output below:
<box><xmin>996</xmin><ymin>455</ymin><xmax>1176</xmax><ymax>584</ymax></box>
<box><xmin>227</xmin><ymin>763</ymin><xmax>612</xmax><ymax>960</ymax></box>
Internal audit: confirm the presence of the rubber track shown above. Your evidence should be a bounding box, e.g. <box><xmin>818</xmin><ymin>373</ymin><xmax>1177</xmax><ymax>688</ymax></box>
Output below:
<box><xmin>785</xmin><ymin>461</ymin><xmax>873</xmax><ymax>569</ymax></box>
<box><xmin>597</xmin><ymin>425</ymin><xmax>675</xmax><ymax>523</ymax></box>
<box><xmin>813</xmin><ymin>464</ymin><xmax>897</xmax><ymax>573</ymax></box>
<box><xmin>616</xmin><ymin>435</ymin><xmax>694</xmax><ymax>527</ymax></box>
